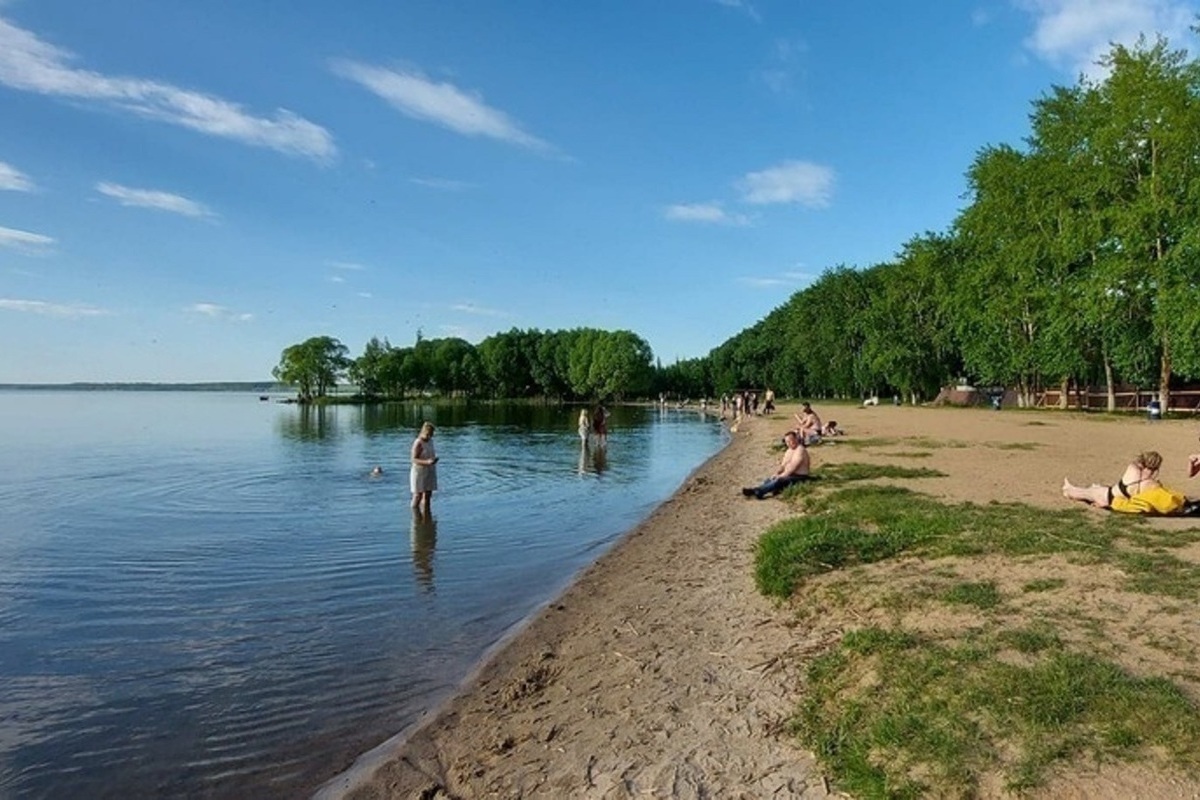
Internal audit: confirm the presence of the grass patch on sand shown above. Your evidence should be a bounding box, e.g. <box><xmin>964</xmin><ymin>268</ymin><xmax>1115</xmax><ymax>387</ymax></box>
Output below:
<box><xmin>796</xmin><ymin>626</ymin><xmax>1200</xmax><ymax>797</ymax></box>
<box><xmin>757</xmin><ymin>486</ymin><xmax>1200</xmax><ymax>796</ymax></box>
<box><xmin>756</xmin><ymin>486</ymin><xmax>1200</xmax><ymax>600</ymax></box>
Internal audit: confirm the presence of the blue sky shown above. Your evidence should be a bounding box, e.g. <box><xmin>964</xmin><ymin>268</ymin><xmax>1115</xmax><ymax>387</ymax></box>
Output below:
<box><xmin>2</xmin><ymin>0</ymin><xmax>1198</xmax><ymax>382</ymax></box>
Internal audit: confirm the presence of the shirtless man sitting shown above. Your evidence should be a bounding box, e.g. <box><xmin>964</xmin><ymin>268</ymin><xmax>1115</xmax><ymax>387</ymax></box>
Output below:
<box><xmin>793</xmin><ymin>403</ymin><xmax>822</xmax><ymax>444</ymax></box>
<box><xmin>742</xmin><ymin>430</ymin><xmax>811</xmax><ymax>499</ymax></box>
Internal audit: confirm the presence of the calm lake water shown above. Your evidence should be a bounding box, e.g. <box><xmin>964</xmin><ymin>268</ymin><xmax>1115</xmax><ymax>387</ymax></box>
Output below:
<box><xmin>0</xmin><ymin>391</ymin><xmax>726</xmax><ymax>798</ymax></box>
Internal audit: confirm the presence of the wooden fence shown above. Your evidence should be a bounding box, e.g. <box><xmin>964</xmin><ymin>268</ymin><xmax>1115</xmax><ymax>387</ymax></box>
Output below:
<box><xmin>1037</xmin><ymin>388</ymin><xmax>1200</xmax><ymax>413</ymax></box>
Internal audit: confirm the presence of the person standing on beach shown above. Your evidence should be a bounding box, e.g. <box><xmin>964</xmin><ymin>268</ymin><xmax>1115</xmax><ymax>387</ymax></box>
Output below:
<box><xmin>410</xmin><ymin>421</ymin><xmax>439</xmax><ymax>514</ymax></box>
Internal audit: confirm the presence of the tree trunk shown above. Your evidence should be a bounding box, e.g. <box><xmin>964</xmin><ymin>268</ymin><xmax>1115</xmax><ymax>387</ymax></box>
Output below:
<box><xmin>1159</xmin><ymin>344</ymin><xmax>1172</xmax><ymax>416</ymax></box>
<box><xmin>1104</xmin><ymin>359</ymin><xmax>1115</xmax><ymax>413</ymax></box>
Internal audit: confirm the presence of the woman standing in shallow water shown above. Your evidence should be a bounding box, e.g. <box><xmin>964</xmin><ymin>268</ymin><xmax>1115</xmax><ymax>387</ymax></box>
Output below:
<box><xmin>410</xmin><ymin>421</ymin><xmax>438</xmax><ymax>514</ymax></box>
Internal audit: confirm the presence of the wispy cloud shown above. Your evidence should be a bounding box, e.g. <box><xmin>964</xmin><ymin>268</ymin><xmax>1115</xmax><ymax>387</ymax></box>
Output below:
<box><xmin>410</xmin><ymin>176</ymin><xmax>476</xmax><ymax>191</ymax></box>
<box><xmin>0</xmin><ymin>16</ymin><xmax>336</xmax><ymax>161</ymax></box>
<box><xmin>737</xmin><ymin>160</ymin><xmax>834</xmax><ymax>207</ymax></box>
<box><xmin>329</xmin><ymin>275</ymin><xmax>345</xmax><ymax>283</ymax></box>
<box><xmin>761</xmin><ymin>37</ymin><xmax>808</xmax><ymax>94</ymax></box>
<box><xmin>357</xmin><ymin>291</ymin><xmax>373</xmax><ymax>299</ymax></box>
<box><xmin>96</xmin><ymin>182</ymin><xmax>213</xmax><ymax>218</ymax></box>
<box><xmin>1015</xmin><ymin>0</ymin><xmax>1197</xmax><ymax>79</ymax></box>
<box><xmin>663</xmin><ymin>202</ymin><xmax>750</xmax><ymax>225</ymax></box>
<box><xmin>0</xmin><ymin>160</ymin><xmax>34</xmax><ymax>191</ymax></box>
<box><xmin>331</xmin><ymin>60</ymin><xmax>553</xmax><ymax>153</ymax></box>
<box><xmin>713</xmin><ymin>0</ymin><xmax>762</xmax><ymax>22</ymax></box>
<box><xmin>0</xmin><ymin>297</ymin><xmax>109</xmax><ymax>317</ymax></box>
<box><xmin>327</xmin><ymin>260</ymin><xmax>368</xmax><ymax>271</ymax></box>
<box><xmin>450</xmin><ymin>301</ymin><xmax>511</xmax><ymax>317</ymax></box>
<box><xmin>0</xmin><ymin>224</ymin><xmax>54</xmax><ymax>252</ymax></box>
<box><xmin>739</xmin><ymin>269</ymin><xmax>815</xmax><ymax>289</ymax></box>
<box><xmin>187</xmin><ymin>302</ymin><xmax>253</xmax><ymax>322</ymax></box>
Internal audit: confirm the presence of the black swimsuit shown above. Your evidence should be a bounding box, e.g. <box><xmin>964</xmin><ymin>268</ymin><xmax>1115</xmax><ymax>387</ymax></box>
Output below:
<box><xmin>1109</xmin><ymin>476</ymin><xmax>1146</xmax><ymax>506</ymax></box>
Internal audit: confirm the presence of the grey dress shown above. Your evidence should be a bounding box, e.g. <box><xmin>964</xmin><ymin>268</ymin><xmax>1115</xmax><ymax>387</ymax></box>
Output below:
<box><xmin>410</xmin><ymin>437</ymin><xmax>438</xmax><ymax>493</ymax></box>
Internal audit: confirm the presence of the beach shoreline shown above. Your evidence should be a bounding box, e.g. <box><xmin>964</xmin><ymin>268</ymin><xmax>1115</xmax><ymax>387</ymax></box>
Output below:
<box><xmin>318</xmin><ymin>406</ymin><xmax>829</xmax><ymax>798</ymax></box>
<box><xmin>317</xmin><ymin>402</ymin><xmax>1200</xmax><ymax>799</ymax></box>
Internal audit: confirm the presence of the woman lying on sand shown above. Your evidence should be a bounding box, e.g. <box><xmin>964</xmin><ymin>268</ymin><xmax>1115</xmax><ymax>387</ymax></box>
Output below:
<box><xmin>1062</xmin><ymin>450</ymin><xmax>1187</xmax><ymax>515</ymax></box>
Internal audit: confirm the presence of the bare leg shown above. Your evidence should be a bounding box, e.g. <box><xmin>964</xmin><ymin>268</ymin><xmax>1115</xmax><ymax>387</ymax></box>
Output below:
<box><xmin>1063</xmin><ymin>478</ymin><xmax>1110</xmax><ymax>506</ymax></box>
<box><xmin>421</xmin><ymin>491</ymin><xmax>432</xmax><ymax>515</ymax></box>
<box><xmin>410</xmin><ymin>492</ymin><xmax>420</xmax><ymax>510</ymax></box>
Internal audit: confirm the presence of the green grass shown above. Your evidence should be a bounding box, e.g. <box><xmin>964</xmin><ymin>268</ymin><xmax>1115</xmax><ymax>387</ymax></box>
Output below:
<box><xmin>941</xmin><ymin>581</ymin><xmax>1002</xmax><ymax>609</ymax></box>
<box><xmin>795</xmin><ymin>626</ymin><xmax>1200</xmax><ymax>797</ymax></box>
<box><xmin>756</xmin><ymin>485</ymin><xmax>1200</xmax><ymax>796</ymax></box>
<box><xmin>755</xmin><ymin>485</ymin><xmax>1200</xmax><ymax>600</ymax></box>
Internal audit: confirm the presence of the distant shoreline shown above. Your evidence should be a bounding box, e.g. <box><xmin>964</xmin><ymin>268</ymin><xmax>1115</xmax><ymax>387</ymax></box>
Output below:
<box><xmin>0</xmin><ymin>382</ymin><xmax>283</xmax><ymax>392</ymax></box>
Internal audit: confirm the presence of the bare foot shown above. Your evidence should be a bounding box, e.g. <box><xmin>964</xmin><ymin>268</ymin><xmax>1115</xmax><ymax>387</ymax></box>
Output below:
<box><xmin>1062</xmin><ymin>478</ymin><xmax>1071</xmax><ymax>497</ymax></box>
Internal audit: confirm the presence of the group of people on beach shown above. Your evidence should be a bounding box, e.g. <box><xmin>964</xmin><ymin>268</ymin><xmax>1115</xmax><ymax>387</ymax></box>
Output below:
<box><xmin>1063</xmin><ymin>437</ymin><xmax>1200</xmax><ymax>516</ymax></box>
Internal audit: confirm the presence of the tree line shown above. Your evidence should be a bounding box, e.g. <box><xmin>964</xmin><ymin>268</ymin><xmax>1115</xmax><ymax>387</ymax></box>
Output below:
<box><xmin>696</xmin><ymin>35</ymin><xmax>1200</xmax><ymax>411</ymax></box>
<box><xmin>275</xmin><ymin>36</ymin><xmax>1200</xmax><ymax>410</ymax></box>
<box><xmin>272</xmin><ymin>328</ymin><xmax>656</xmax><ymax>402</ymax></box>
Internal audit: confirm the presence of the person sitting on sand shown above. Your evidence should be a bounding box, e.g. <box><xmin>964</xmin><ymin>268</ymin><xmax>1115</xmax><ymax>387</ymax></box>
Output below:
<box><xmin>793</xmin><ymin>403</ymin><xmax>822</xmax><ymax>445</ymax></box>
<box><xmin>822</xmin><ymin>420</ymin><xmax>844</xmax><ymax>437</ymax></box>
<box><xmin>742</xmin><ymin>430</ymin><xmax>811</xmax><ymax>500</ymax></box>
<box><xmin>1062</xmin><ymin>451</ymin><xmax>1186</xmax><ymax>515</ymax></box>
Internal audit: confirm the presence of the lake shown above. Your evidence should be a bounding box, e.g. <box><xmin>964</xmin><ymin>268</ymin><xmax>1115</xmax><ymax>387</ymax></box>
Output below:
<box><xmin>0</xmin><ymin>391</ymin><xmax>727</xmax><ymax>798</ymax></box>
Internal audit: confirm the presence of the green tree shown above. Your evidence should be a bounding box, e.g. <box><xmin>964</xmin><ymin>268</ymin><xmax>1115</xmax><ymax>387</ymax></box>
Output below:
<box><xmin>272</xmin><ymin>336</ymin><xmax>350</xmax><ymax>402</ymax></box>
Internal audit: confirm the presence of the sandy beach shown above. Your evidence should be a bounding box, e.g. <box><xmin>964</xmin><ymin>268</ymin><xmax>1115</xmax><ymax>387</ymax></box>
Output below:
<box><xmin>320</xmin><ymin>402</ymin><xmax>1200</xmax><ymax>799</ymax></box>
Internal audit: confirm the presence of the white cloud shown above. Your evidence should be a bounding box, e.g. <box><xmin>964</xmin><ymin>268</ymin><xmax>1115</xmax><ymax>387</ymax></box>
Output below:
<box><xmin>739</xmin><ymin>270</ymin><xmax>814</xmax><ymax>288</ymax></box>
<box><xmin>0</xmin><ymin>297</ymin><xmax>109</xmax><ymax>317</ymax></box>
<box><xmin>187</xmin><ymin>302</ymin><xmax>253</xmax><ymax>322</ymax></box>
<box><xmin>761</xmin><ymin>37</ymin><xmax>808</xmax><ymax>94</ymax></box>
<box><xmin>737</xmin><ymin>160</ymin><xmax>834</xmax><ymax>207</ymax></box>
<box><xmin>96</xmin><ymin>182</ymin><xmax>213</xmax><ymax>218</ymax></box>
<box><xmin>331</xmin><ymin>60</ymin><xmax>553</xmax><ymax>153</ymax></box>
<box><xmin>329</xmin><ymin>275</ymin><xmax>345</xmax><ymax>283</ymax></box>
<box><xmin>357</xmin><ymin>291</ymin><xmax>373</xmax><ymax>299</ymax></box>
<box><xmin>0</xmin><ymin>224</ymin><xmax>54</xmax><ymax>251</ymax></box>
<box><xmin>451</xmin><ymin>301</ymin><xmax>510</xmax><ymax>317</ymax></box>
<box><xmin>327</xmin><ymin>260</ymin><xmax>368</xmax><ymax>271</ymax></box>
<box><xmin>410</xmin><ymin>176</ymin><xmax>476</xmax><ymax>191</ymax></box>
<box><xmin>663</xmin><ymin>202</ymin><xmax>750</xmax><ymax>225</ymax></box>
<box><xmin>1015</xmin><ymin>0</ymin><xmax>1197</xmax><ymax>78</ymax></box>
<box><xmin>0</xmin><ymin>16</ymin><xmax>336</xmax><ymax>161</ymax></box>
<box><xmin>713</xmin><ymin>0</ymin><xmax>762</xmax><ymax>22</ymax></box>
<box><xmin>0</xmin><ymin>160</ymin><xmax>34</xmax><ymax>191</ymax></box>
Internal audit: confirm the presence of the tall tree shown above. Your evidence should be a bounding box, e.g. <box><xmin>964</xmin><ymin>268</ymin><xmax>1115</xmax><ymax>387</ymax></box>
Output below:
<box><xmin>272</xmin><ymin>336</ymin><xmax>350</xmax><ymax>402</ymax></box>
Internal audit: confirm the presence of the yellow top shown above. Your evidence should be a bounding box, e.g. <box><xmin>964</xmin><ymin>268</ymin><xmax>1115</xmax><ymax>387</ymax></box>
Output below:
<box><xmin>1110</xmin><ymin>485</ymin><xmax>1186</xmax><ymax>515</ymax></box>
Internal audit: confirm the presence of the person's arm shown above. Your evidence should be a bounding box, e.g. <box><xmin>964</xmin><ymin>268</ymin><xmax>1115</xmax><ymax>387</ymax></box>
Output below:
<box><xmin>1190</xmin><ymin>453</ymin><xmax>1200</xmax><ymax>478</ymax></box>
